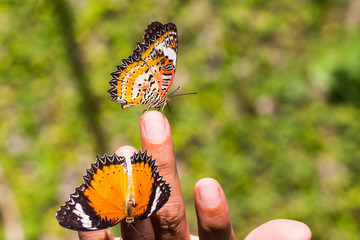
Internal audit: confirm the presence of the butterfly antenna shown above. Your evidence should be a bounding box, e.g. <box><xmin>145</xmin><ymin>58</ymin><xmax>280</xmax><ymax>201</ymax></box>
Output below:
<box><xmin>122</xmin><ymin>223</ymin><xmax>129</xmax><ymax>236</ymax></box>
<box><xmin>168</xmin><ymin>86</ymin><xmax>181</xmax><ymax>97</ymax></box>
<box><xmin>128</xmin><ymin>223</ymin><xmax>147</xmax><ymax>240</ymax></box>
<box><xmin>168</xmin><ymin>86</ymin><xmax>197</xmax><ymax>98</ymax></box>
<box><xmin>171</xmin><ymin>92</ymin><xmax>198</xmax><ymax>97</ymax></box>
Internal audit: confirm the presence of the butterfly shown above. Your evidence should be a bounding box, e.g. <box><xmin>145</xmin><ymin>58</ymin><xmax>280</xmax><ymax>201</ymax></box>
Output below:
<box><xmin>56</xmin><ymin>151</ymin><xmax>171</xmax><ymax>231</ymax></box>
<box><xmin>108</xmin><ymin>21</ymin><xmax>178</xmax><ymax>110</ymax></box>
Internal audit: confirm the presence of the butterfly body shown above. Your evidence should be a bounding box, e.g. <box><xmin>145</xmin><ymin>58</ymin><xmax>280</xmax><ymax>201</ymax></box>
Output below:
<box><xmin>108</xmin><ymin>21</ymin><xmax>178</xmax><ymax>109</ymax></box>
<box><xmin>56</xmin><ymin>151</ymin><xmax>171</xmax><ymax>231</ymax></box>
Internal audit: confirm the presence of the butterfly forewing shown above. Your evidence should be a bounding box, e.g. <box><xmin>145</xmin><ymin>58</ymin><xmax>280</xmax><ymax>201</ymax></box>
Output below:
<box><xmin>83</xmin><ymin>158</ymin><xmax>128</xmax><ymax>223</ymax></box>
<box><xmin>56</xmin><ymin>154</ymin><xmax>128</xmax><ymax>231</ymax></box>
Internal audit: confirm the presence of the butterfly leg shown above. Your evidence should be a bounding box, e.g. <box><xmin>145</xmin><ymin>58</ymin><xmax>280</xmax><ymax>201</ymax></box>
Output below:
<box><xmin>160</xmin><ymin>103</ymin><xmax>166</xmax><ymax>112</ymax></box>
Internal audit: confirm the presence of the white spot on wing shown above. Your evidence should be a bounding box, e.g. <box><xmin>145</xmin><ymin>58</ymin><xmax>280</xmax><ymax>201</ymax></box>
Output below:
<box><xmin>163</xmin><ymin>47</ymin><xmax>177</xmax><ymax>67</ymax></box>
<box><xmin>147</xmin><ymin>186</ymin><xmax>161</xmax><ymax>217</ymax></box>
<box><xmin>74</xmin><ymin>203</ymin><xmax>96</xmax><ymax>229</ymax></box>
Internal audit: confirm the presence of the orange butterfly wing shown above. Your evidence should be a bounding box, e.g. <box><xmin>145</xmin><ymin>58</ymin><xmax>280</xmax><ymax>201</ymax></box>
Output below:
<box><xmin>56</xmin><ymin>154</ymin><xmax>128</xmax><ymax>231</ymax></box>
<box><xmin>131</xmin><ymin>151</ymin><xmax>171</xmax><ymax>220</ymax></box>
<box><xmin>84</xmin><ymin>161</ymin><xmax>128</xmax><ymax>224</ymax></box>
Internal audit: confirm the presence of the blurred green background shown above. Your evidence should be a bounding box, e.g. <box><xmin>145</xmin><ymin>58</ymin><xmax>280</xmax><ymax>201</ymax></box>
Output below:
<box><xmin>1</xmin><ymin>0</ymin><xmax>360</xmax><ymax>239</ymax></box>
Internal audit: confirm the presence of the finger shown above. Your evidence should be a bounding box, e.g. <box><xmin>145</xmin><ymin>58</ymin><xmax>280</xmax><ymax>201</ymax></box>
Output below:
<box><xmin>244</xmin><ymin>219</ymin><xmax>312</xmax><ymax>240</ymax></box>
<box><xmin>190</xmin><ymin>235</ymin><xmax>199</xmax><ymax>240</ymax></box>
<box><xmin>140</xmin><ymin>110</ymin><xmax>190</xmax><ymax>240</ymax></box>
<box><xmin>78</xmin><ymin>229</ymin><xmax>114</xmax><ymax>240</ymax></box>
<box><xmin>115</xmin><ymin>146</ymin><xmax>155</xmax><ymax>240</ymax></box>
<box><xmin>194</xmin><ymin>178</ymin><xmax>235</xmax><ymax>240</ymax></box>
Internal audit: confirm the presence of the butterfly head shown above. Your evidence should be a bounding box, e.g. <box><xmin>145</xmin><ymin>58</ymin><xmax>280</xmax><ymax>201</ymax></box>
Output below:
<box><xmin>147</xmin><ymin>95</ymin><xmax>170</xmax><ymax>111</ymax></box>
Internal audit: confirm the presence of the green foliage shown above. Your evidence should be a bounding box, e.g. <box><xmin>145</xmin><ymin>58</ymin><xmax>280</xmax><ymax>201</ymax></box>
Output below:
<box><xmin>1</xmin><ymin>0</ymin><xmax>360</xmax><ymax>239</ymax></box>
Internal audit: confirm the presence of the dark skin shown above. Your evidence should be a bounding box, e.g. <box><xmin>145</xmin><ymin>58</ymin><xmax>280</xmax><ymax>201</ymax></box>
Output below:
<box><xmin>79</xmin><ymin>111</ymin><xmax>312</xmax><ymax>240</ymax></box>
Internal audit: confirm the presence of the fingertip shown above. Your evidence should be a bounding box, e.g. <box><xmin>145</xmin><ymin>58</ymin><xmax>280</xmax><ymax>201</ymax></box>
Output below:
<box><xmin>274</xmin><ymin>220</ymin><xmax>311</xmax><ymax>240</ymax></box>
<box><xmin>141</xmin><ymin>109</ymin><xmax>165</xmax><ymax>120</ymax></box>
<box><xmin>246</xmin><ymin>219</ymin><xmax>312</xmax><ymax>240</ymax></box>
<box><xmin>298</xmin><ymin>223</ymin><xmax>312</xmax><ymax>240</ymax></box>
<box><xmin>114</xmin><ymin>145</ymin><xmax>137</xmax><ymax>157</ymax></box>
<box><xmin>195</xmin><ymin>178</ymin><xmax>222</xmax><ymax>208</ymax></box>
<box><xmin>140</xmin><ymin>110</ymin><xmax>170</xmax><ymax>144</ymax></box>
<box><xmin>282</xmin><ymin>220</ymin><xmax>312</xmax><ymax>240</ymax></box>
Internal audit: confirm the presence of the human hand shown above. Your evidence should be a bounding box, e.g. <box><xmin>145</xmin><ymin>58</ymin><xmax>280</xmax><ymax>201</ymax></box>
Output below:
<box><xmin>78</xmin><ymin>111</ymin><xmax>312</xmax><ymax>240</ymax></box>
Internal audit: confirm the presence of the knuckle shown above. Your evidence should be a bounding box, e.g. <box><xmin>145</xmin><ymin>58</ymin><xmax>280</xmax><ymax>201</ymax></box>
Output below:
<box><xmin>156</xmin><ymin>205</ymin><xmax>186</xmax><ymax>237</ymax></box>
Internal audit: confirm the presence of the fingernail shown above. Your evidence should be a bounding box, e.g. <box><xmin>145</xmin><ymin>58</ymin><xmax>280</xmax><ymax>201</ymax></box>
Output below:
<box><xmin>141</xmin><ymin>111</ymin><xmax>167</xmax><ymax>143</ymax></box>
<box><xmin>197</xmin><ymin>178</ymin><xmax>222</xmax><ymax>208</ymax></box>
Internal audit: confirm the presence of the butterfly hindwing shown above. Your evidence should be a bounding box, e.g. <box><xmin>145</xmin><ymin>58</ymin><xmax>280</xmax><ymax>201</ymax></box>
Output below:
<box><xmin>56</xmin><ymin>185</ymin><xmax>105</xmax><ymax>231</ymax></box>
<box><xmin>108</xmin><ymin>21</ymin><xmax>177</xmax><ymax>109</ymax></box>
